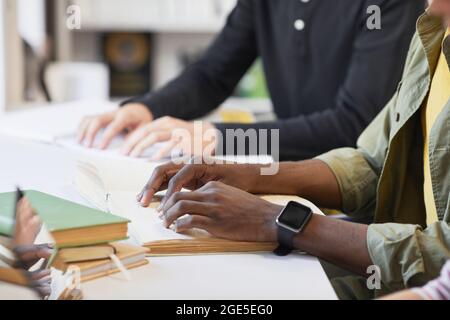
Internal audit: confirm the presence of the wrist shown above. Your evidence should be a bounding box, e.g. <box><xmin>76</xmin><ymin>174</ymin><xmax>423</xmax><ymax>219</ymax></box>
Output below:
<box><xmin>124</xmin><ymin>103</ymin><xmax>154</xmax><ymax>122</ymax></box>
<box><xmin>262</xmin><ymin>203</ymin><xmax>283</xmax><ymax>242</ymax></box>
<box><xmin>138</xmin><ymin>104</ymin><xmax>154</xmax><ymax>122</ymax></box>
<box><xmin>244</xmin><ymin>164</ymin><xmax>270</xmax><ymax>193</ymax></box>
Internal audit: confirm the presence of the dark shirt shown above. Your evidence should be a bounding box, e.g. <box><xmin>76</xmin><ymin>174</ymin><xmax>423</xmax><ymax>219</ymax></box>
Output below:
<box><xmin>123</xmin><ymin>0</ymin><xmax>425</xmax><ymax>161</ymax></box>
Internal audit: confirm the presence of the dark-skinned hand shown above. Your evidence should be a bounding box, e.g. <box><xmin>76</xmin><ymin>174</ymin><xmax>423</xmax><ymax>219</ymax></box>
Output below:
<box><xmin>137</xmin><ymin>157</ymin><xmax>263</xmax><ymax>208</ymax></box>
<box><xmin>158</xmin><ymin>181</ymin><xmax>282</xmax><ymax>242</ymax></box>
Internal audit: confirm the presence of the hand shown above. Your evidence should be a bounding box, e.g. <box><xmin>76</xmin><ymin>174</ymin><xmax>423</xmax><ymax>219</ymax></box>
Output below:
<box><xmin>137</xmin><ymin>157</ymin><xmax>262</xmax><ymax>207</ymax></box>
<box><xmin>120</xmin><ymin>117</ymin><xmax>217</xmax><ymax>160</ymax></box>
<box><xmin>13</xmin><ymin>198</ymin><xmax>42</xmax><ymax>247</ymax></box>
<box><xmin>28</xmin><ymin>268</ymin><xmax>52</xmax><ymax>299</ymax></box>
<box><xmin>77</xmin><ymin>103</ymin><xmax>153</xmax><ymax>149</ymax></box>
<box><xmin>160</xmin><ymin>181</ymin><xmax>282</xmax><ymax>242</ymax></box>
<box><xmin>12</xmin><ymin>198</ymin><xmax>53</xmax><ymax>299</ymax></box>
<box><xmin>13</xmin><ymin>244</ymin><xmax>53</xmax><ymax>270</ymax></box>
<box><xmin>13</xmin><ymin>244</ymin><xmax>53</xmax><ymax>299</ymax></box>
<box><xmin>427</xmin><ymin>0</ymin><xmax>450</xmax><ymax>16</ymax></box>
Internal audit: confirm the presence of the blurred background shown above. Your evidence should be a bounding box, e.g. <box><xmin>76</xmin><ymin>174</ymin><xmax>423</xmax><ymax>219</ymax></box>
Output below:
<box><xmin>0</xmin><ymin>0</ymin><xmax>269</xmax><ymax>114</ymax></box>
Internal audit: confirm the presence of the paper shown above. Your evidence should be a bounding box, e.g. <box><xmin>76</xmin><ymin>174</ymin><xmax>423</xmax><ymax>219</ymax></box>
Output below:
<box><xmin>48</xmin><ymin>267</ymin><xmax>81</xmax><ymax>301</ymax></box>
<box><xmin>57</xmin><ymin>134</ymin><xmax>168</xmax><ymax>162</ymax></box>
<box><xmin>74</xmin><ymin>158</ymin><xmax>190</xmax><ymax>245</ymax></box>
<box><xmin>0</xmin><ymin>99</ymin><xmax>171</xmax><ymax>161</ymax></box>
<box><xmin>0</xmin><ymin>100</ymin><xmax>116</xmax><ymax>143</ymax></box>
<box><xmin>213</xmin><ymin>154</ymin><xmax>273</xmax><ymax>164</ymax></box>
<box><xmin>108</xmin><ymin>190</ymin><xmax>193</xmax><ymax>245</ymax></box>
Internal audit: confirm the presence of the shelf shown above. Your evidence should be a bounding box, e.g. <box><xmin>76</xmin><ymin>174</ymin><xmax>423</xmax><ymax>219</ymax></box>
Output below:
<box><xmin>71</xmin><ymin>0</ymin><xmax>236</xmax><ymax>33</ymax></box>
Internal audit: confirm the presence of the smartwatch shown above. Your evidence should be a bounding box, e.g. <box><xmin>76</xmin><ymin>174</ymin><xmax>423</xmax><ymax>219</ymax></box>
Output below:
<box><xmin>274</xmin><ymin>201</ymin><xmax>313</xmax><ymax>256</ymax></box>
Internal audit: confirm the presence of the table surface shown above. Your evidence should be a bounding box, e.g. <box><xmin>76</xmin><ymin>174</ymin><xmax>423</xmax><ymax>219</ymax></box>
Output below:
<box><xmin>0</xmin><ymin>135</ymin><xmax>337</xmax><ymax>300</ymax></box>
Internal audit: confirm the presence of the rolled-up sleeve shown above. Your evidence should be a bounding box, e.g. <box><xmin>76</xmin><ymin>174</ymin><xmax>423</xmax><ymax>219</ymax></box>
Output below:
<box><xmin>316</xmin><ymin>148</ymin><xmax>378</xmax><ymax>214</ymax></box>
<box><xmin>367</xmin><ymin>222</ymin><xmax>450</xmax><ymax>291</ymax></box>
<box><xmin>315</xmin><ymin>99</ymin><xmax>393</xmax><ymax>215</ymax></box>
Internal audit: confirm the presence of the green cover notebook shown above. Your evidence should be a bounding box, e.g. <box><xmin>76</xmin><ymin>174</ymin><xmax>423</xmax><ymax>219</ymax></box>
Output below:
<box><xmin>0</xmin><ymin>190</ymin><xmax>129</xmax><ymax>247</ymax></box>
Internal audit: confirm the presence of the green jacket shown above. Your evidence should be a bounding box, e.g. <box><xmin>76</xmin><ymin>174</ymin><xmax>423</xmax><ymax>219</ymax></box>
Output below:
<box><xmin>317</xmin><ymin>12</ymin><xmax>450</xmax><ymax>292</ymax></box>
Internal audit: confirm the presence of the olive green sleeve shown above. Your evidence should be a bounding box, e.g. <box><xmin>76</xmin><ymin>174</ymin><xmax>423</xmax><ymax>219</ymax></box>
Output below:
<box><xmin>367</xmin><ymin>222</ymin><xmax>450</xmax><ymax>291</ymax></box>
<box><xmin>316</xmin><ymin>99</ymin><xmax>393</xmax><ymax>215</ymax></box>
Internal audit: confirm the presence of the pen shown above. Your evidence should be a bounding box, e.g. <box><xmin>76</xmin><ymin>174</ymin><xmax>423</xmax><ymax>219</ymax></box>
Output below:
<box><xmin>13</xmin><ymin>187</ymin><xmax>25</xmax><ymax>222</ymax></box>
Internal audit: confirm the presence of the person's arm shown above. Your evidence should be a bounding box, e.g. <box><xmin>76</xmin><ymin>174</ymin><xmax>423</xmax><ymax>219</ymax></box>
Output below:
<box><xmin>251</xmin><ymin>160</ymin><xmax>343</xmax><ymax>209</ymax></box>
<box><xmin>292</xmin><ymin>214</ymin><xmax>372</xmax><ymax>276</ymax></box>
<box><xmin>215</xmin><ymin>0</ymin><xmax>423</xmax><ymax>160</ymax></box>
<box><xmin>138</xmin><ymin>158</ymin><xmax>342</xmax><ymax>210</ymax></box>
<box><xmin>122</xmin><ymin>0</ymin><xmax>257</xmax><ymax>120</ymax></box>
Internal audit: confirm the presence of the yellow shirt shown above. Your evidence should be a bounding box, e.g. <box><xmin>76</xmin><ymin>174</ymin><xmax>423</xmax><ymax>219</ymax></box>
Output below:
<box><xmin>422</xmin><ymin>29</ymin><xmax>450</xmax><ymax>226</ymax></box>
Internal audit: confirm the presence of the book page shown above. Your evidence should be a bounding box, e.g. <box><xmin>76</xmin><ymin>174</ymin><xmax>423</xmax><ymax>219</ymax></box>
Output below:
<box><xmin>108</xmin><ymin>191</ymin><xmax>193</xmax><ymax>245</ymax></box>
<box><xmin>75</xmin><ymin>157</ymin><xmax>159</xmax><ymax>195</ymax></box>
<box><xmin>75</xmin><ymin>159</ymin><xmax>190</xmax><ymax>245</ymax></box>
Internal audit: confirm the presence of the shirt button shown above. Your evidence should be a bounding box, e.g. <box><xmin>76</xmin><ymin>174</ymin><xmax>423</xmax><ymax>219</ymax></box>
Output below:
<box><xmin>294</xmin><ymin>19</ymin><xmax>305</xmax><ymax>31</ymax></box>
<box><xmin>301</xmin><ymin>0</ymin><xmax>310</xmax><ymax>3</ymax></box>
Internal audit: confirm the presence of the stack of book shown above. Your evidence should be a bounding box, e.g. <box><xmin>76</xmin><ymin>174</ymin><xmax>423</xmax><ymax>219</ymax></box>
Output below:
<box><xmin>52</xmin><ymin>242</ymin><xmax>148</xmax><ymax>282</ymax></box>
<box><xmin>0</xmin><ymin>190</ymin><xmax>148</xmax><ymax>283</ymax></box>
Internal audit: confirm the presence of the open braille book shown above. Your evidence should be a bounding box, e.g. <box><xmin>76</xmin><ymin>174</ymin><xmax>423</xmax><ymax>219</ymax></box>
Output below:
<box><xmin>74</xmin><ymin>157</ymin><xmax>324</xmax><ymax>256</ymax></box>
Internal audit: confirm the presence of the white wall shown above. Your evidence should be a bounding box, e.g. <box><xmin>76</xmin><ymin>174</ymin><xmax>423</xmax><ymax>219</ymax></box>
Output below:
<box><xmin>2</xmin><ymin>0</ymin><xmax>24</xmax><ymax>110</ymax></box>
<box><xmin>0</xmin><ymin>0</ymin><xmax>5</xmax><ymax>114</ymax></box>
<box><xmin>17</xmin><ymin>0</ymin><xmax>45</xmax><ymax>53</ymax></box>
<box><xmin>152</xmin><ymin>33</ymin><xmax>215</xmax><ymax>89</ymax></box>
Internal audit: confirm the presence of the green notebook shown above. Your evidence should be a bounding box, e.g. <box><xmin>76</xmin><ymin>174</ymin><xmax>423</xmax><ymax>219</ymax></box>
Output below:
<box><xmin>0</xmin><ymin>192</ymin><xmax>15</xmax><ymax>237</ymax></box>
<box><xmin>0</xmin><ymin>190</ymin><xmax>129</xmax><ymax>248</ymax></box>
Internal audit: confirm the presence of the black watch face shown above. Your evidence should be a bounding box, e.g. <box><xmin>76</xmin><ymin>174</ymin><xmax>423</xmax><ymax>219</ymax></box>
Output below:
<box><xmin>277</xmin><ymin>201</ymin><xmax>312</xmax><ymax>230</ymax></box>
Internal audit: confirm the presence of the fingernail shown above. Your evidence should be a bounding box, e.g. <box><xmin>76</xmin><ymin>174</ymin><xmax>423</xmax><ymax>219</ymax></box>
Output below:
<box><xmin>136</xmin><ymin>192</ymin><xmax>143</xmax><ymax>202</ymax></box>
<box><xmin>140</xmin><ymin>192</ymin><xmax>148</xmax><ymax>205</ymax></box>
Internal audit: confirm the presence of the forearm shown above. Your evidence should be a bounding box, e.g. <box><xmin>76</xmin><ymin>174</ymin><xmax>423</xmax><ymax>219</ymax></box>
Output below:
<box><xmin>293</xmin><ymin>215</ymin><xmax>372</xmax><ymax>275</ymax></box>
<box><xmin>215</xmin><ymin>111</ymin><xmax>365</xmax><ymax>161</ymax></box>
<box><xmin>251</xmin><ymin>160</ymin><xmax>342</xmax><ymax>209</ymax></box>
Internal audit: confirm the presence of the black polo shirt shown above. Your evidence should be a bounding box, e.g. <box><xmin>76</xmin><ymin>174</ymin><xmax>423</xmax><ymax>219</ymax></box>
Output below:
<box><xmin>124</xmin><ymin>0</ymin><xmax>425</xmax><ymax>160</ymax></box>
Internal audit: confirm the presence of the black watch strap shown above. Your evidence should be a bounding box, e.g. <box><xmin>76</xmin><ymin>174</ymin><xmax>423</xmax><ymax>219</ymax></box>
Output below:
<box><xmin>273</xmin><ymin>227</ymin><xmax>296</xmax><ymax>256</ymax></box>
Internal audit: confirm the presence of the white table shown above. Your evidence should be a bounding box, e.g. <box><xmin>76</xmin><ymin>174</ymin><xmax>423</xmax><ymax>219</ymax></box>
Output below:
<box><xmin>0</xmin><ymin>135</ymin><xmax>337</xmax><ymax>300</ymax></box>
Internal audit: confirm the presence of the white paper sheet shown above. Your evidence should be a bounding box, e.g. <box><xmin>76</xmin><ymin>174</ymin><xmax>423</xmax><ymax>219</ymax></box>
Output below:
<box><xmin>57</xmin><ymin>135</ymin><xmax>168</xmax><ymax>162</ymax></box>
<box><xmin>0</xmin><ymin>100</ymin><xmax>116</xmax><ymax>143</ymax></box>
